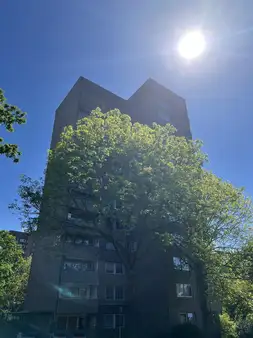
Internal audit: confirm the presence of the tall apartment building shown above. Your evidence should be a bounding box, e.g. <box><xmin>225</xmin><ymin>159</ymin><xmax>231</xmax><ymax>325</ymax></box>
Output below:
<box><xmin>23</xmin><ymin>77</ymin><xmax>201</xmax><ymax>338</ymax></box>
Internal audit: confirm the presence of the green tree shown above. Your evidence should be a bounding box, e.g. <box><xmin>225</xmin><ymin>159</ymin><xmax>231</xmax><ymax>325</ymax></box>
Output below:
<box><xmin>43</xmin><ymin>108</ymin><xmax>207</xmax><ymax>274</ymax></box>
<box><xmin>0</xmin><ymin>88</ymin><xmax>26</xmax><ymax>162</ymax></box>
<box><xmin>220</xmin><ymin>312</ymin><xmax>238</xmax><ymax>338</ymax></box>
<box><xmin>0</xmin><ymin>231</ymin><xmax>30</xmax><ymax>313</ymax></box>
<box><xmin>10</xmin><ymin>109</ymin><xmax>253</xmax><ymax>336</ymax></box>
<box><xmin>9</xmin><ymin>175</ymin><xmax>43</xmax><ymax>232</ymax></box>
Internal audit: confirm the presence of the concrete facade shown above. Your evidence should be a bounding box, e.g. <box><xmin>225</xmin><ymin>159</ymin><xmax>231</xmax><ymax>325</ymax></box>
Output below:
<box><xmin>9</xmin><ymin>230</ymin><xmax>34</xmax><ymax>257</ymax></box>
<box><xmin>24</xmin><ymin>77</ymin><xmax>201</xmax><ymax>338</ymax></box>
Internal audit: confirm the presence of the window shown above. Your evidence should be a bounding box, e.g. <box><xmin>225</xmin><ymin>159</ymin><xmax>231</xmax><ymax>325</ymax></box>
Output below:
<box><xmin>105</xmin><ymin>286</ymin><xmax>114</xmax><ymax>300</ymax></box>
<box><xmin>173</xmin><ymin>257</ymin><xmax>190</xmax><ymax>271</ymax></box>
<box><xmin>105</xmin><ymin>262</ymin><xmax>115</xmax><ymax>274</ymax></box>
<box><xmin>63</xmin><ymin>260</ymin><xmax>95</xmax><ymax>272</ymax></box>
<box><xmin>94</xmin><ymin>239</ymin><xmax>100</xmax><ymax>247</ymax></box>
<box><xmin>104</xmin><ymin>314</ymin><xmax>125</xmax><ymax>329</ymax></box>
<box><xmin>59</xmin><ymin>286</ymin><xmax>79</xmax><ymax>298</ymax></box>
<box><xmin>179</xmin><ymin>313</ymin><xmax>195</xmax><ymax>324</ymax></box>
<box><xmin>67</xmin><ymin>210</ymin><xmax>83</xmax><ymax>225</ymax></box>
<box><xmin>87</xmin><ymin>314</ymin><xmax>97</xmax><ymax>328</ymax></box>
<box><xmin>19</xmin><ymin>238</ymin><xmax>27</xmax><ymax>244</ymax></box>
<box><xmin>57</xmin><ymin>316</ymin><xmax>85</xmax><ymax>330</ymax></box>
<box><xmin>105</xmin><ymin>286</ymin><xmax>124</xmax><ymax>300</ymax></box>
<box><xmin>65</xmin><ymin>235</ymin><xmax>99</xmax><ymax>247</ymax></box>
<box><xmin>60</xmin><ymin>285</ymin><xmax>97</xmax><ymax>299</ymax></box>
<box><xmin>115</xmin><ymin>263</ymin><xmax>123</xmax><ymax>274</ymax></box>
<box><xmin>115</xmin><ymin>314</ymin><xmax>125</xmax><ymax>328</ymax></box>
<box><xmin>79</xmin><ymin>285</ymin><xmax>97</xmax><ymax>299</ymax></box>
<box><xmin>75</xmin><ymin>237</ymin><xmax>83</xmax><ymax>245</ymax></box>
<box><xmin>104</xmin><ymin>314</ymin><xmax>114</xmax><ymax>329</ymax></box>
<box><xmin>115</xmin><ymin>286</ymin><xmax>124</xmax><ymax>300</ymax></box>
<box><xmin>68</xmin><ymin>316</ymin><xmax>78</xmax><ymax>330</ymax></box>
<box><xmin>57</xmin><ymin>316</ymin><xmax>68</xmax><ymax>330</ymax></box>
<box><xmin>176</xmin><ymin>284</ymin><xmax>192</xmax><ymax>297</ymax></box>
<box><xmin>105</xmin><ymin>262</ymin><xmax>124</xmax><ymax>274</ymax></box>
<box><xmin>106</xmin><ymin>242</ymin><xmax>115</xmax><ymax>250</ymax></box>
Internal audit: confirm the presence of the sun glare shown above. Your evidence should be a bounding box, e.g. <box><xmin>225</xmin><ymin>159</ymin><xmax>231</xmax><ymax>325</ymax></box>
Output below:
<box><xmin>177</xmin><ymin>30</ymin><xmax>206</xmax><ymax>60</ymax></box>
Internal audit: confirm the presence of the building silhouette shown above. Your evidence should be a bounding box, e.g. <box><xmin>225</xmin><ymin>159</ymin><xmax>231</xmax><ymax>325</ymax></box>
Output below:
<box><xmin>24</xmin><ymin>77</ymin><xmax>202</xmax><ymax>338</ymax></box>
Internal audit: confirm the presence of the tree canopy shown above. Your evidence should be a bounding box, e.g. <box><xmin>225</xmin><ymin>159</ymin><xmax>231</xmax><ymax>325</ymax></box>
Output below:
<box><xmin>0</xmin><ymin>88</ymin><xmax>26</xmax><ymax>162</ymax></box>
<box><xmin>9</xmin><ymin>175</ymin><xmax>43</xmax><ymax>232</ymax></box>
<box><xmin>0</xmin><ymin>231</ymin><xmax>30</xmax><ymax>314</ymax></box>
<box><xmin>10</xmin><ymin>109</ymin><xmax>253</xmax><ymax>335</ymax></box>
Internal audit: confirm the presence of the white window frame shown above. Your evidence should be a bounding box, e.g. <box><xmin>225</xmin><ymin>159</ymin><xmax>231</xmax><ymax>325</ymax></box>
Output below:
<box><xmin>179</xmin><ymin>312</ymin><xmax>195</xmax><ymax>323</ymax></box>
<box><xmin>176</xmin><ymin>283</ymin><xmax>192</xmax><ymax>298</ymax></box>
<box><xmin>59</xmin><ymin>285</ymin><xmax>98</xmax><ymax>299</ymax></box>
<box><xmin>56</xmin><ymin>315</ymin><xmax>85</xmax><ymax>331</ymax></box>
<box><xmin>63</xmin><ymin>260</ymin><xmax>97</xmax><ymax>272</ymax></box>
<box><xmin>105</xmin><ymin>262</ymin><xmax>124</xmax><ymax>275</ymax></box>
<box><xmin>105</xmin><ymin>286</ymin><xmax>125</xmax><ymax>300</ymax></box>
<box><xmin>104</xmin><ymin>314</ymin><xmax>125</xmax><ymax>329</ymax></box>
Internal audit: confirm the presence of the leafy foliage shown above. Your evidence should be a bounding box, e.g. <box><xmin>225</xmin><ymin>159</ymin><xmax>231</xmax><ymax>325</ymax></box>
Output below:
<box><xmin>9</xmin><ymin>175</ymin><xmax>43</xmax><ymax>232</ymax></box>
<box><xmin>10</xmin><ymin>109</ymin><xmax>253</xmax><ymax>335</ymax></box>
<box><xmin>220</xmin><ymin>312</ymin><xmax>238</xmax><ymax>338</ymax></box>
<box><xmin>0</xmin><ymin>231</ymin><xmax>31</xmax><ymax>313</ymax></box>
<box><xmin>44</xmin><ymin>108</ymin><xmax>206</xmax><ymax>272</ymax></box>
<box><xmin>0</xmin><ymin>89</ymin><xmax>26</xmax><ymax>162</ymax></box>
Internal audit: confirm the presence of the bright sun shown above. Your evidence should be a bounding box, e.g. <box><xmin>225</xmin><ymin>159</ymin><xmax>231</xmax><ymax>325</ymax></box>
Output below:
<box><xmin>177</xmin><ymin>31</ymin><xmax>206</xmax><ymax>60</ymax></box>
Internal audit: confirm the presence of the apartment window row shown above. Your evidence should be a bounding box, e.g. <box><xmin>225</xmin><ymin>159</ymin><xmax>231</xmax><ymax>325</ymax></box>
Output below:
<box><xmin>173</xmin><ymin>257</ymin><xmax>190</xmax><ymax>271</ymax></box>
<box><xmin>176</xmin><ymin>283</ymin><xmax>192</xmax><ymax>298</ymax></box>
<box><xmin>105</xmin><ymin>262</ymin><xmax>124</xmax><ymax>274</ymax></box>
<box><xmin>104</xmin><ymin>314</ymin><xmax>125</xmax><ymax>329</ymax></box>
<box><xmin>179</xmin><ymin>312</ymin><xmax>195</xmax><ymax>324</ymax></box>
<box><xmin>56</xmin><ymin>309</ymin><xmax>125</xmax><ymax>330</ymax></box>
<box><xmin>56</xmin><ymin>315</ymin><xmax>97</xmax><ymax>330</ymax></box>
<box><xmin>63</xmin><ymin>260</ymin><xmax>96</xmax><ymax>272</ymax></box>
<box><xmin>65</xmin><ymin>234</ymin><xmax>99</xmax><ymax>247</ymax></box>
<box><xmin>59</xmin><ymin>285</ymin><xmax>97</xmax><ymax>299</ymax></box>
<box><xmin>67</xmin><ymin>209</ymin><xmax>97</xmax><ymax>225</ymax></box>
<box><xmin>105</xmin><ymin>286</ymin><xmax>124</xmax><ymax>300</ymax></box>
<box><xmin>63</xmin><ymin>260</ymin><xmax>124</xmax><ymax>274</ymax></box>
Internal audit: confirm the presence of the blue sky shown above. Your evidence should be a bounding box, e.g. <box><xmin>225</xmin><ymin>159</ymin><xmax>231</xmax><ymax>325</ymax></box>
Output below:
<box><xmin>1</xmin><ymin>0</ymin><xmax>253</xmax><ymax>231</ymax></box>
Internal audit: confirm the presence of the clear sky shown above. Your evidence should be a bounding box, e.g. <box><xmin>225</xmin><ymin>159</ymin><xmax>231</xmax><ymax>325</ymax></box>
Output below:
<box><xmin>1</xmin><ymin>0</ymin><xmax>253</xmax><ymax>231</ymax></box>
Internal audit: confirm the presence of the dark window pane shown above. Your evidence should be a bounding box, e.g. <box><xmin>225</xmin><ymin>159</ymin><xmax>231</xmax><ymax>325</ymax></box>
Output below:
<box><xmin>86</xmin><ymin>261</ymin><xmax>95</xmax><ymax>271</ymax></box>
<box><xmin>115</xmin><ymin>263</ymin><xmax>123</xmax><ymax>274</ymax></box>
<box><xmin>68</xmin><ymin>316</ymin><xmax>78</xmax><ymax>330</ymax></box>
<box><xmin>57</xmin><ymin>317</ymin><xmax>67</xmax><ymax>330</ymax></box>
<box><xmin>104</xmin><ymin>314</ymin><xmax>114</xmax><ymax>328</ymax></box>
<box><xmin>115</xmin><ymin>286</ymin><xmax>124</xmax><ymax>300</ymax></box>
<box><xmin>106</xmin><ymin>286</ymin><xmax>114</xmax><ymax>300</ymax></box>
<box><xmin>89</xmin><ymin>285</ymin><xmax>97</xmax><ymax>299</ymax></box>
<box><xmin>105</xmin><ymin>262</ymin><xmax>114</xmax><ymax>274</ymax></box>
<box><xmin>115</xmin><ymin>314</ymin><xmax>125</xmax><ymax>328</ymax></box>
<box><xmin>77</xmin><ymin>317</ymin><xmax>85</xmax><ymax>330</ymax></box>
